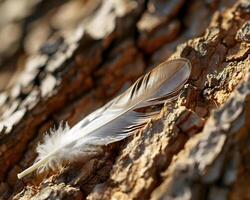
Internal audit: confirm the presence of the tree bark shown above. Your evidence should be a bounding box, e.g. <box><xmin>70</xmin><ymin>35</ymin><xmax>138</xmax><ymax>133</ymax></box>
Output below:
<box><xmin>0</xmin><ymin>0</ymin><xmax>249</xmax><ymax>199</ymax></box>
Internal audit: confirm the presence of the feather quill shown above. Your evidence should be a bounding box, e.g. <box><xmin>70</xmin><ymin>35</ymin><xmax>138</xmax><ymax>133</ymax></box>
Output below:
<box><xmin>17</xmin><ymin>58</ymin><xmax>191</xmax><ymax>179</ymax></box>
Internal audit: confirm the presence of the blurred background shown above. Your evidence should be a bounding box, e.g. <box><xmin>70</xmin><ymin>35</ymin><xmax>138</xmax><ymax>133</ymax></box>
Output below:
<box><xmin>0</xmin><ymin>0</ymin><xmax>235</xmax><ymax>91</ymax></box>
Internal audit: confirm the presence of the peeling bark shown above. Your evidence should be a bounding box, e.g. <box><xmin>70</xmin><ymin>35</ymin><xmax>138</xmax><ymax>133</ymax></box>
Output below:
<box><xmin>0</xmin><ymin>0</ymin><xmax>249</xmax><ymax>199</ymax></box>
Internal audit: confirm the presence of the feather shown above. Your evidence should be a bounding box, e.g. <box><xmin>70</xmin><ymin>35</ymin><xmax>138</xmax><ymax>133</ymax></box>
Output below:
<box><xmin>17</xmin><ymin>58</ymin><xmax>191</xmax><ymax>179</ymax></box>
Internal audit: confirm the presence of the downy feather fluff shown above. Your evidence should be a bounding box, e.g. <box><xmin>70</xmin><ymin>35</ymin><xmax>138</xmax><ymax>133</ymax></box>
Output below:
<box><xmin>17</xmin><ymin>58</ymin><xmax>191</xmax><ymax>179</ymax></box>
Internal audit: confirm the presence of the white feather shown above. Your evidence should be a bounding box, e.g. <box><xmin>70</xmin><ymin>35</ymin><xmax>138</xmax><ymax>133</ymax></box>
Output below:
<box><xmin>17</xmin><ymin>58</ymin><xmax>191</xmax><ymax>179</ymax></box>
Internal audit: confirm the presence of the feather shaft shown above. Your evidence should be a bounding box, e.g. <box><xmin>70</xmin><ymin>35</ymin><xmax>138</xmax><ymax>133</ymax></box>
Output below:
<box><xmin>17</xmin><ymin>155</ymin><xmax>50</xmax><ymax>179</ymax></box>
<box><xmin>17</xmin><ymin>58</ymin><xmax>192</xmax><ymax>179</ymax></box>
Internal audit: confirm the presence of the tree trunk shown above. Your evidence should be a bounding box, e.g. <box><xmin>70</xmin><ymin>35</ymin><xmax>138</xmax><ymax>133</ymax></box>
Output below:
<box><xmin>0</xmin><ymin>0</ymin><xmax>249</xmax><ymax>199</ymax></box>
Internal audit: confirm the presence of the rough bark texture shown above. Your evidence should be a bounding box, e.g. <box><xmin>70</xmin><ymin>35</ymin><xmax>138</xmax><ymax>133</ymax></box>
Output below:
<box><xmin>0</xmin><ymin>0</ymin><xmax>249</xmax><ymax>199</ymax></box>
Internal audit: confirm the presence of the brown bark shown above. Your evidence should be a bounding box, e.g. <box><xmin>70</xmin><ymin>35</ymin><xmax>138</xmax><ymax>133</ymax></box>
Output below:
<box><xmin>0</xmin><ymin>0</ymin><xmax>249</xmax><ymax>199</ymax></box>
